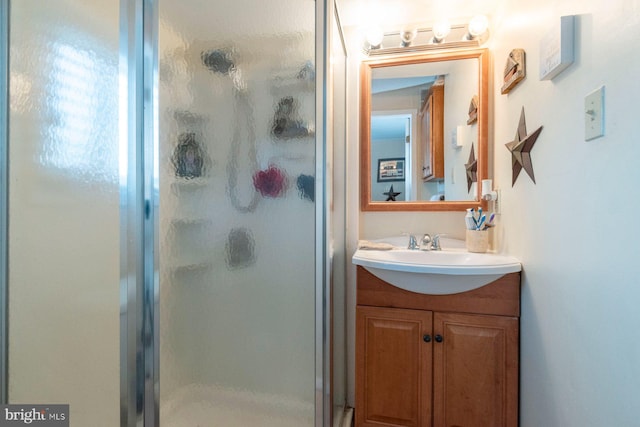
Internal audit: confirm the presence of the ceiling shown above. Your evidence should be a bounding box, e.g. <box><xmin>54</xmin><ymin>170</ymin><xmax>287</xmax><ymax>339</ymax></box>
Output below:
<box><xmin>372</xmin><ymin>76</ymin><xmax>435</xmax><ymax>94</ymax></box>
<box><xmin>335</xmin><ymin>0</ymin><xmax>503</xmax><ymax>30</ymax></box>
<box><xmin>371</xmin><ymin>114</ymin><xmax>409</xmax><ymax>140</ymax></box>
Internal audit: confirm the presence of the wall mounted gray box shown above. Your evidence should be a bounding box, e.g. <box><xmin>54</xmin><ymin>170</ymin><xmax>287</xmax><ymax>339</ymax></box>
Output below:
<box><xmin>539</xmin><ymin>15</ymin><xmax>575</xmax><ymax>80</ymax></box>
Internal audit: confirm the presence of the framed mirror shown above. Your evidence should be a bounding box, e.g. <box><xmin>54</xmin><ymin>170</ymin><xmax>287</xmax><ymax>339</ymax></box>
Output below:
<box><xmin>360</xmin><ymin>48</ymin><xmax>489</xmax><ymax>211</ymax></box>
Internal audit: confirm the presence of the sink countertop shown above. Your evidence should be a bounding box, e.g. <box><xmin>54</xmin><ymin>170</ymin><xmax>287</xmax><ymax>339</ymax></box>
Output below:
<box><xmin>352</xmin><ymin>236</ymin><xmax>521</xmax><ymax>295</ymax></box>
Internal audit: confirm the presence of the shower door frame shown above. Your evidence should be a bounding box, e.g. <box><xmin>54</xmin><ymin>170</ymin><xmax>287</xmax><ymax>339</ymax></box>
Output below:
<box><xmin>120</xmin><ymin>0</ymin><xmax>158</xmax><ymax>425</ymax></box>
<box><xmin>120</xmin><ymin>0</ymin><xmax>331</xmax><ymax>426</ymax></box>
<box><xmin>0</xmin><ymin>0</ymin><xmax>8</xmax><ymax>406</ymax></box>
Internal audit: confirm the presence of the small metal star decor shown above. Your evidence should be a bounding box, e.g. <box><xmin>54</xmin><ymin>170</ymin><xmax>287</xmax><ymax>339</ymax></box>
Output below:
<box><xmin>505</xmin><ymin>107</ymin><xmax>543</xmax><ymax>185</ymax></box>
<box><xmin>465</xmin><ymin>145</ymin><xmax>477</xmax><ymax>192</ymax></box>
<box><xmin>384</xmin><ymin>185</ymin><xmax>401</xmax><ymax>201</ymax></box>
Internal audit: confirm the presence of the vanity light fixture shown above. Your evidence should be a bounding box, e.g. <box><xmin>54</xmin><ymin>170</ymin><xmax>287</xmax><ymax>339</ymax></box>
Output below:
<box><xmin>365</xmin><ymin>25</ymin><xmax>384</xmax><ymax>50</ymax></box>
<box><xmin>465</xmin><ymin>15</ymin><xmax>489</xmax><ymax>40</ymax></box>
<box><xmin>400</xmin><ymin>27</ymin><xmax>418</xmax><ymax>47</ymax></box>
<box><xmin>362</xmin><ymin>16</ymin><xmax>490</xmax><ymax>56</ymax></box>
<box><xmin>431</xmin><ymin>20</ymin><xmax>451</xmax><ymax>43</ymax></box>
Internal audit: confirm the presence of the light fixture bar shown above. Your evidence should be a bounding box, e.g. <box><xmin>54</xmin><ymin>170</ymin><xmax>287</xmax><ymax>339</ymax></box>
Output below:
<box><xmin>363</xmin><ymin>22</ymin><xmax>489</xmax><ymax>56</ymax></box>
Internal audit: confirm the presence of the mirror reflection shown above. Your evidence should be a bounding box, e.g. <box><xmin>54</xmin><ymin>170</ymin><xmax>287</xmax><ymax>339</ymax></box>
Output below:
<box><xmin>360</xmin><ymin>49</ymin><xmax>489</xmax><ymax>211</ymax></box>
<box><xmin>370</xmin><ymin>58</ymin><xmax>478</xmax><ymax>202</ymax></box>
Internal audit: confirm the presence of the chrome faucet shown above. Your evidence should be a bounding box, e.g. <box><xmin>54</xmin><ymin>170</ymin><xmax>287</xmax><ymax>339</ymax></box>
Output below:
<box><xmin>407</xmin><ymin>234</ymin><xmax>419</xmax><ymax>250</ymax></box>
<box><xmin>420</xmin><ymin>234</ymin><xmax>432</xmax><ymax>251</ymax></box>
<box><xmin>408</xmin><ymin>233</ymin><xmax>443</xmax><ymax>250</ymax></box>
<box><xmin>418</xmin><ymin>233</ymin><xmax>443</xmax><ymax>250</ymax></box>
<box><xmin>431</xmin><ymin>234</ymin><xmax>443</xmax><ymax>251</ymax></box>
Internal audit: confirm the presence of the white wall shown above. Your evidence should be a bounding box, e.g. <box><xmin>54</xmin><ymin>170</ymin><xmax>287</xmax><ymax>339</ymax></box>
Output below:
<box><xmin>490</xmin><ymin>1</ymin><xmax>640</xmax><ymax>425</ymax></box>
<box><xmin>371</xmin><ymin>137</ymin><xmax>407</xmax><ymax>201</ymax></box>
<box><xmin>370</xmin><ymin>87</ymin><xmax>417</xmax><ymax>204</ymax></box>
<box><xmin>343</xmin><ymin>1</ymin><xmax>640</xmax><ymax>424</ymax></box>
<box><xmin>443</xmin><ymin>59</ymin><xmax>479</xmax><ymax>201</ymax></box>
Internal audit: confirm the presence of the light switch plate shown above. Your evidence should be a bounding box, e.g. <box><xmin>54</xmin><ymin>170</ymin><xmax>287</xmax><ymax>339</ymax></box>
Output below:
<box><xmin>585</xmin><ymin>85</ymin><xmax>605</xmax><ymax>141</ymax></box>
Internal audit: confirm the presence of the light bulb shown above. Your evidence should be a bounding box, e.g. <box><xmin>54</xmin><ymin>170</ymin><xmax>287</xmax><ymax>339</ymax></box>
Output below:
<box><xmin>365</xmin><ymin>26</ymin><xmax>384</xmax><ymax>49</ymax></box>
<box><xmin>400</xmin><ymin>28</ymin><xmax>417</xmax><ymax>47</ymax></box>
<box><xmin>432</xmin><ymin>20</ymin><xmax>451</xmax><ymax>43</ymax></box>
<box><xmin>468</xmin><ymin>15</ymin><xmax>489</xmax><ymax>38</ymax></box>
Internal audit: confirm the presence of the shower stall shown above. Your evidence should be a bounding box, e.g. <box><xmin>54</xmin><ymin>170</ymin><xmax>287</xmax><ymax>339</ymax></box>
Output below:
<box><xmin>0</xmin><ymin>0</ymin><xmax>347</xmax><ymax>426</ymax></box>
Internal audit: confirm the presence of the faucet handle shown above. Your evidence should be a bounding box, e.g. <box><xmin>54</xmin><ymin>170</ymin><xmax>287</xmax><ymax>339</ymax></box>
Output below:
<box><xmin>420</xmin><ymin>234</ymin><xmax>432</xmax><ymax>250</ymax></box>
<box><xmin>407</xmin><ymin>234</ymin><xmax>419</xmax><ymax>250</ymax></box>
<box><xmin>431</xmin><ymin>233</ymin><xmax>446</xmax><ymax>250</ymax></box>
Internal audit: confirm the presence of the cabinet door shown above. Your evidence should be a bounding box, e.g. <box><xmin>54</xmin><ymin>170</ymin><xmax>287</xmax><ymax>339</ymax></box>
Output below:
<box><xmin>433</xmin><ymin>312</ymin><xmax>519</xmax><ymax>427</ymax></box>
<box><xmin>419</xmin><ymin>82</ymin><xmax>444</xmax><ymax>181</ymax></box>
<box><xmin>419</xmin><ymin>95</ymin><xmax>434</xmax><ymax>180</ymax></box>
<box><xmin>356</xmin><ymin>306</ymin><xmax>433</xmax><ymax>427</ymax></box>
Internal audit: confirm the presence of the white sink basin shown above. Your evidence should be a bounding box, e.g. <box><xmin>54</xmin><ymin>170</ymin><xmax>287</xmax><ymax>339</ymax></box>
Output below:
<box><xmin>352</xmin><ymin>236</ymin><xmax>521</xmax><ymax>295</ymax></box>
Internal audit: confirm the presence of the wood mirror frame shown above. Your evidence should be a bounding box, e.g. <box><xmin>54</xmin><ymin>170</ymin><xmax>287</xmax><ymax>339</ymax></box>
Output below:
<box><xmin>360</xmin><ymin>48</ymin><xmax>489</xmax><ymax>212</ymax></box>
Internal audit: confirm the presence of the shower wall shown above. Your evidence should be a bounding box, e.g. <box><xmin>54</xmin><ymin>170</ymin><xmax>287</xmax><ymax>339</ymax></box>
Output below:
<box><xmin>158</xmin><ymin>1</ymin><xmax>318</xmax><ymax>424</ymax></box>
<box><xmin>7</xmin><ymin>1</ymin><xmax>120</xmax><ymax>426</ymax></box>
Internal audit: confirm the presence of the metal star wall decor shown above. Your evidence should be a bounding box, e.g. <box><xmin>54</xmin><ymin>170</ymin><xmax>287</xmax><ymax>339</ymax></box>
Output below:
<box><xmin>505</xmin><ymin>107</ymin><xmax>543</xmax><ymax>185</ymax></box>
<box><xmin>384</xmin><ymin>185</ymin><xmax>401</xmax><ymax>201</ymax></box>
<box><xmin>465</xmin><ymin>145</ymin><xmax>477</xmax><ymax>192</ymax></box>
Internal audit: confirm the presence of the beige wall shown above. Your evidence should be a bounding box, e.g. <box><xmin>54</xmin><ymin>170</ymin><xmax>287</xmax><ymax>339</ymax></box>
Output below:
<box><xmin>490</xmin><ymin>2</ymin><xmax>640</xmax><ymax>425</ymax></box>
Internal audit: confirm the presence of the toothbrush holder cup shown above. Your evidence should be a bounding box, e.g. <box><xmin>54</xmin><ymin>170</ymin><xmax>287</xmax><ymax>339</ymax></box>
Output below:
<box><xmin>466</xmin><ymin>229</ymin><xmax>489</xmax><ymax>253</ymax></box>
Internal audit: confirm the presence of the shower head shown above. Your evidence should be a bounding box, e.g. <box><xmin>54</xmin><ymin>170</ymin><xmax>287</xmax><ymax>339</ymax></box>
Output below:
<box><xmin>201</xmin><ymin>48</ymin><xmax>246</xmax><ymax>92</ymax></box>
<box><xmin>201</xmin><ymin>49</ymin><xmax>235</xmax><ymax>75</ymax></box>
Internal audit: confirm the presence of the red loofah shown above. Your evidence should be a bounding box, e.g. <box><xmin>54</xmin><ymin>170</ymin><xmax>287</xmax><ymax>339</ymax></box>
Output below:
<box><xmin>253</xmin><ymin>165</ymin><xmax>287</xmax><ymax>198</ymax></box>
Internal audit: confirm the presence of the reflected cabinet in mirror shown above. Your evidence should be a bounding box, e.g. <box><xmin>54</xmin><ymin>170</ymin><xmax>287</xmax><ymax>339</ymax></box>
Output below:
<box><xmin>360</xmin><ymin>48</ymin><xmax>489</xmax><ymax>211</ymax></box>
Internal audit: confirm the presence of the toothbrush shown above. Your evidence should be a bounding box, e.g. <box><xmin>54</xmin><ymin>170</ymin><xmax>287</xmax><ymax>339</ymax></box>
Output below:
<box><xmin>476</xmin><ymin>214</ymin><xmax>486</xmax><ymax>230</ymax></box>
<box><xmin>482</xmin><ymin>213</ymin><xmax>496</xmax><ymax>230</ymax></box>
<box><xmin>470</xmin><ymin>208</ymin><xmax>478</xmax><ymax>228</ymax></box>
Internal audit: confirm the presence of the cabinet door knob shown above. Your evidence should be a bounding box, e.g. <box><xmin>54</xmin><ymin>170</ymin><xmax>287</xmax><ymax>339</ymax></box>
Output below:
<box><xmin>434</xmin><ymin>334</ymin><xmax>443</xmax><ymax>343</ymax></box>
<box><xmin>423</xmin><ymin>334</ymin><xmax>431</xmax><ymax>343</ymax></box>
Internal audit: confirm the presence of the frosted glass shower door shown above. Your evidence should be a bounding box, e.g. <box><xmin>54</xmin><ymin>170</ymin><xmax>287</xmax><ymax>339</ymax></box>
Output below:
<box><xmin>158</xmin><ymin>1</ymin><xmax>318</xmax><ymax>425</ymax></box>
<box><xmin>6</xmin><ymin>1</ymin><xmax>120</xmax><ymax>426</ymax></box>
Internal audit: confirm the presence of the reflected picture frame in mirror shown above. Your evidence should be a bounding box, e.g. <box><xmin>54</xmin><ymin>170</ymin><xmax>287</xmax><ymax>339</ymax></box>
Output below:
<box><xmin>360</xmin><ymin>48</ymin><xmax>489</xmax><ymax>211</ymax></box>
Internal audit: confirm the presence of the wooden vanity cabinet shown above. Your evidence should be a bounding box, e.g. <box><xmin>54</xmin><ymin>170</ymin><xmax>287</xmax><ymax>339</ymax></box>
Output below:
<box><xmin>355</xmin><ymin>266</ymin><xmax>520</xmax><ymax>427</ymax></box>
<box><xmin>357</xmin><ymin>306</ymin><xmax>433</xmax><ymax>427</ymax></box>
<box><xmin>419</xmin><ymin>79</ymin><xmax>444</xmax><ymax>182</ymax></box>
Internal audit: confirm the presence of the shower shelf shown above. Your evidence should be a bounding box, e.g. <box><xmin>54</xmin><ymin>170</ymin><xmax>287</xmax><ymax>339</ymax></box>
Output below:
<box><xmin>170</xmin><ymin>218</ymin><xmax>211</xmax><ymax>226</ymax></box>
<box><xmin>270</xmin><ymin>79</ymin><xmax>314</xmax><ymax>95</ymax></box>
<box><xmin>170</xmin><ymin>178</ymin><xmax>209</xmax><ymax>189</ymax></box>
<box><xmin>172</xmin><ymin>109</ymin><xmax>206</xmax><ymax>126</ymax></box>
<box><xmin>169</xmin><ymin>261</ymin><xmax>212</xmax><ymax>273</ymax></box>
<box><xmin>270</xmin><ymin>61</ymin><xmax>315</xmax><ymax>93</ymax></box>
